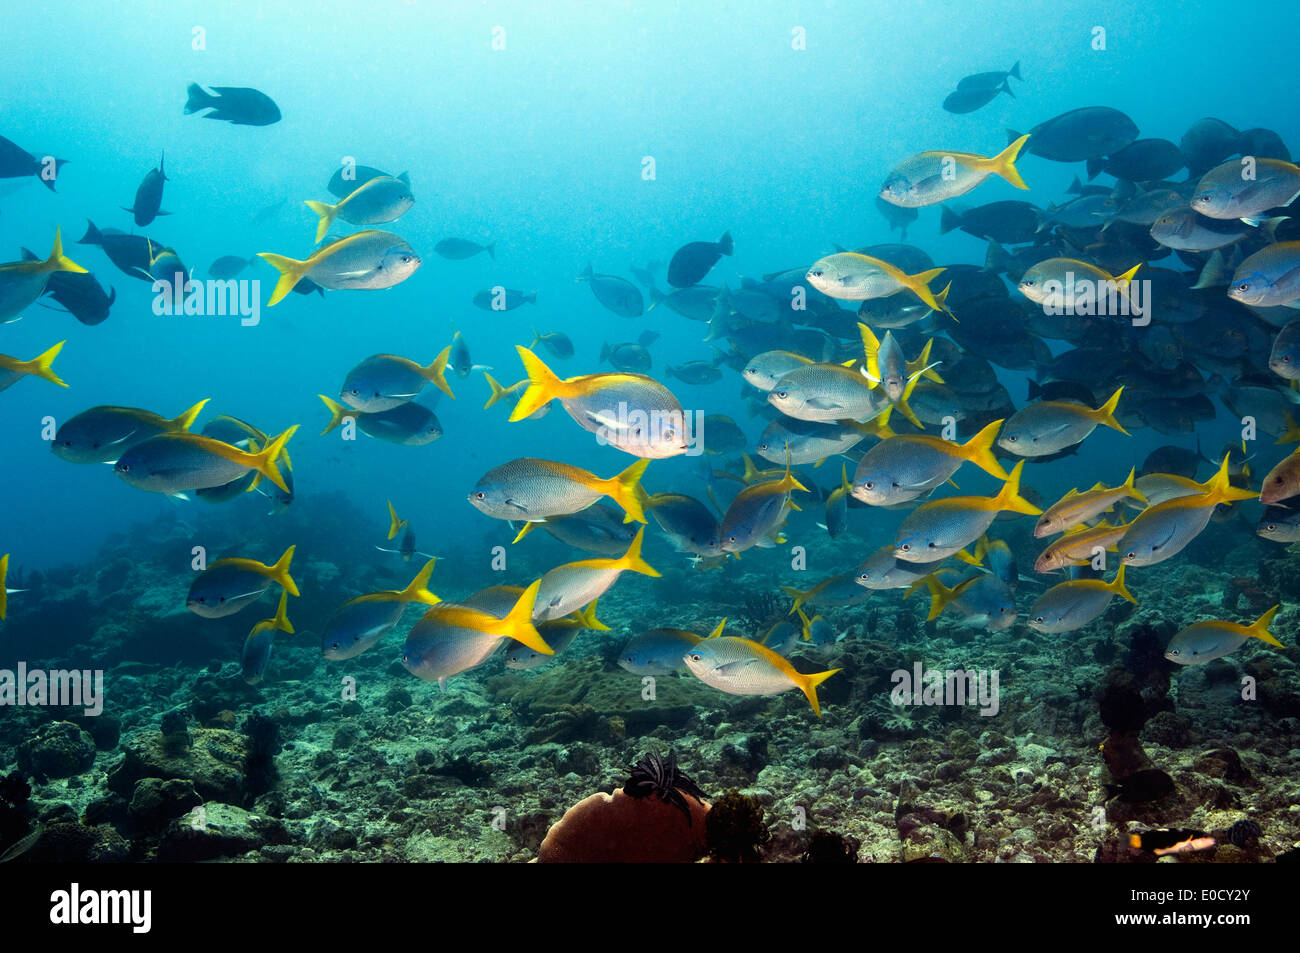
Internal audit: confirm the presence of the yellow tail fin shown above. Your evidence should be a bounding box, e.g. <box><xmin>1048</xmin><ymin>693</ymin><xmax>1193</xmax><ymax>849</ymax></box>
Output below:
<box><xmin>1108</xmin><ymin>564</ymin><xmax>1137</xmax><ymax>605</ymax></box>
<box><xmin>483</xmin><ymin>372</ymin><xmax>511</xmax><ymax>409</ymax></box>
<box><xmin>904</xmin><ymin>267</ymin><xmax>950</xmax><ymax>314</ymax></box>
<box><xmin>510</xmin><ymin>346</ymin><xmax>569</xmax><ymax>422</ymax></box>
<box><xmin>15</xmin><ymin>341</ymin><xmax>68</xmax><ymax>387</ymax></box>
<box><xmin>961</xmin><ymin>419</ymin><xmax>1009</xmax><ymax>479</ymax></box>
<box><xmin>618</xmin><ymin>526</ymin><xmax>661</xmax><ymax>577</ymax></box>
<box><xmin>1112</xmin><ymin>263</ymin><xmax>1142</xmax><ymax>295</ymax></box>
<box><xmin>572</xmin><ymin>598</ymin><xmax>611</xmax><ymax>631</ymax></box>
<box><xmin>400</xmin><ymin>558</ymin><xmax>441</xmax><ymax>605</ymax></box>
<box><xmin>1091</xmin><ymin>387</ymin><xmax>1129</xmax><ymax>435</ymax></box>
<box><xmin>0</xmin><ymin>553</ymin><xmax>8</xmax><ymax>621</ymax></box>
<box><xmin>267</xmin><ymin>545</ymin><xmax>299</xmax><ymax>597</ymax></box>
<box><xmin>501</xmin><ymin>579</ymin><xmax>551</xmax><ymax>654</ymax></box>
<box><xmin>425</xmin><ymin>345</ymin><xmax>455</xmax><ymax>399</ymax></box>
<box><xmin>989</xmin><ymin>133</ymin><xmax>1031</xmax><ymax>190</ymax></box>
<box><xmin>169</xmin><ymin>398</ymin><xmax>209</xmax><ymax>432</ymax></box>
<box><xmin>1122</xmin><ymin>466</ymin><xmax>1147</xmax><ymax>504</ymax></box>
<box><xmin>387</xmin><ymin>500</ymin><xmax>405</xmax><ymax>540</ymax></box>
<box><xmin>251</xmin><ymin>426</ymin><xmax>298</xmax><ymax>494</ymax></box>
<box><xmin>270</xmin><ymin>590</ymin><xmax>294</xmax><ymax>634</ymax></box>
<box><xmin>796</xmin><ymin>668</ymin><xmax>841</xmax><ymax>717</ymax></box>
<box><xmin>1248</xmin><ymin>605</ymin><xmax>1284</xmax><ymax>647</ymax></box>
<box><xmin>304</xmin><ymin>199</ymin><xmax>340</xmax><ymax>245</ymax></box>
<box><xmin>599</xmin><ymin>458</ymin><xmax>652</xmax><ymax>523</ymax></box>
<box><xmin>257</xmin><ymin>252</ymin><xmax>309</xmax><ymax>306</ymax></box>
<box><xmin>994</xmin><ymin>460</ymin><xmax>1042</xmax><ymax>515</ymax></box>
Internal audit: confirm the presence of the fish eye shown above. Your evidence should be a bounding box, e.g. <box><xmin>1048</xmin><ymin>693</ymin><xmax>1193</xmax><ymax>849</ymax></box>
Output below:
<box><xmin>864</xmin><ymin>481</ymin><xmax>874</xmax><ymax>489</ymax></box>
<box><xmin>773</xmin><ymin>390</ymin><xmax>788</xmax><ymax>400</ymax></box>
<box><xmin>688</xmin><ymin>653</ymin><xmax>701</xmax><ymax>662</ymax></box>
<box><xmin>1274</xmin><ymin>476</ymin><xmax>1284</xmax><ymax>485</ymax></box>
<box><xmin>809</xmin><ymin>269</ymin><xmax>823</xmax><ymax>278</ymax></box>
<box><xmin>900</xmin><ymin>544</ymin><xmax>910</xmax><ymax>552</ymax></box>
<box><xmin>1267</xmin><ymin>523</ymin><xmax>1277</xmax><ymax>531</ymax></box>
<box><xmin>1006</xmin><ymin>434</ymin><xmax>1017</xmax><ymax>442</ymax></box>
<box><xmin>475</xmin><ymin>491</ymin><xmax>486</xmax><ymax>500</ymax></box>
<box><xmin>663</xmin><ymin>428</ymin><xmax>676</xmax><ymax>440</ymax></box>
<box><xmin>1169</xmin><ymin>648</ymin><xmax>1180</xmax><ymax>657</ymax></box>
<box><xmin>858</xmin><ymin>572</ymin><xmax>869</xmax><ymax>581</ymax></box>
<box><xmin>119</xmin><ymin>463</ymin><xmax>130</xmax><ymax>471</ymax></box>
<box><xmin>927</xmin><ymin>542</ymin><xmax>937</xmax><ymax>549</ymax></box>
<box><xmin>1033</xmin><ymin>615</ymin><xmax>1044</xmax><ymax>624</ymax></box>
<box><xmin>1237</xmin><ymin>283</ymin><xmax>1249</xmax><ymax>293</ymax></box>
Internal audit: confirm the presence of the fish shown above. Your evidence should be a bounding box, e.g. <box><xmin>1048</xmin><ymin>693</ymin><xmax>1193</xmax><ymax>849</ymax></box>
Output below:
<box><xmin>649</xmin><ymin>283</ymin><xmax>719</xmax><ymax>321</ymax></box>
<box><xmin>508</xmin><ymin>348</ymin><xmax>688</xmax><ymax>458</ymax></box>
<box><xmin>851</xmin><ymin>420</ymin><xmax>1007</xmax><ymax>506</ymax></box>
<box><xmin>305</xmin><ymin>174</ymin><xmax>414</xmax><ymax>243</ymax></box>
<box><xmin>1257</xmin><ymin>506</ymin><xmax>1300</xmax><ymax>542</ymax></box>
<box><xmin>0</xmin><ymin>342</ymin><xmax>68</xmax><ymax>394</ymax></box>
<box><xmin>667</xmin><ymin>231</ymin><xmax>734</xmax><ymax>287</ymax></box>
<box><xmin>318</xmin><ymin>396</ymin><xmax>443</xmax><ymax>445</ymax></box>
<box><xmin>757</xmin><ymin>417</ymin><xmax>878</xmax><ymax>467</ymax></box>
<box><xmin>1035</xmin><ymin>469</ymin><xmax>1147</xmax><ymax>537</ymax></box>
<box><xmin>795</xmin><ymin>608</ymin><xmax>842</xmax><ymax>648</ymax></box>
<box><xmin>854</xmin><ymin>546</ymin><xmax>946</xmax><ymax>591</ymax></box>
<box><xmin>618</xmin><ymin>622</ymin><xmax>717</xmax><ymax>675</ymax></box>
<box><xmin>1026</xmin><ymin>565</ymin><xmax>1136</xmax><ymax>633</ymax></box>
<box><xmin>321</xmin><ymin>559</ymin><xmax>440</xmax><ymax>660</ymax></box>
<box><xmin>1128</xmin><ymin>829</ymin><xmax>1217</xmax><ymax>857</ymax></box>
<box><xmin>879</xmin><ymin>135</ymin><xmax>1030</xmax><ymax>207</ymax></box>
<box><xmin>1268</xmin><ymin>320</ymin><xmax>1300</xmax><ymax>380</ymax></box>
<box><xmin>401</xmin><ymin>580</ymin><xmax>550</xmax><ymax>688</ymax></box>
<box><xmin>114</xmin><ymin>426</ymin><xmax>297</xmax><ymax>496</ymax></box>
<box><xmin>532</xmin><ymin>527</ymin><xmax>659</xmax><ymax>622</ymax></box>
<box><xmin>468</xmin><ymin>457</ymin><xmax>650</xmax><ymax>524</ymax></box>
<box><xmin>875</xmin><ymin>195</ymin><xmax>918</xmax><ymax>239</ymax></box>
<box><xmin>939</xmin><ymin>200</ymin><xmax>1040</xmax><ymax>244</ymax></box>
<box><xmin>824</xmin><ymin>464</ymin><xmax>852</xmax><ymax>538</ymax></box>
<box><xmin>942</xmin><ymin>62</ymin><xmax>1020</xmax><ymax>114</ymax></box>
<box><xmin>894</xmin><ymin>461</ymin><xmax>1041</xmax><ymax>562</ymax></box>
<box><xmin>701</xmin><ymin>414</ymin><xmax>746</xmax><ymax>455</ymax></box>
<box><xmin>1010</xmin><ymin>107</ymin><xmax>1139</xmax><ymax>162</ymax></box>
<box><xmin>1258</xmin><ymin>449</ymin><xmax>1300</xmax><ymax>504</ymax></box>
<box><xmin>0</xmin><ymin>823</ymin><xmax>43</xmax><ymax>863</ymax></box>
<box><xmin>0</xmin><ymin>229</ymin><xmax>88</xmax><ymax>323</ymax></box>
<box><xmin>1118</xmin><ymin>458</ymin><xmax>1258</xmax><ymax>566</ymax></box>
<box><xmin>1181</xmin><ymin>118</ymin><xmax>1241</xmax><ymax>178</ymax></box>
<box><xmin>647</xmin><ymin>493</ymin><xmax>724</xmax><ymax>558</ymax></box>
<box><xmin>1105</xmin><ymin>769</ymin><xmax>1175</xmax><ymax>804</ymax></box>
<box><xmin>665</xmin><ymin>361</ymin><xmax>722</xmax><ymax>385</ymax></box>
<box><xmin>781</xmin><ymin>573</ymin><xmax>870</xmax><ymax>613</ymax></box>
<box><xmin>184</xmin><ymin>83</ymin><xmax>281</xmax><ymax>125</ymax></box>
<box><xmin>503</xmin><ymin>618</ymin><xmax>587</xmax><ymax>670</ymax></box>
<box><xmin>241</xmin><ymin>591</ymin><xmax>294</xmax><ymax>685</ymax></box>
<box><xmin>1017</xmin><ymin>259</ymin><xmax>1142</xmax><ymax>312</ymax></box>
<box><xmin>529</xmin><ymin>329</ymin><xmax>573</xmax><ymax>359</ymax></box>
<box><xmin>743</xmin><ymin>350</ymin><xmax>816</xmax><ymax>391</ymax></box>
<box><xmin>1087</xmin><ymin>138</ymin><xmax>1184</xmax><ymax>182</ymax></box>
<box><xmin>1192</xmin><ymin>158</ymin><xmax>1300</xmax><ymax>223</ymax></box>
<box><xmin>806</xmin><ymin>252</ymin><xmax>951</xmax><ymax>313</ymax></box>
<box><xmin>77</xmin><ymin>220</ymin><xmax>162</xmax><ymax>281</ymax></box>
<box><xmin>474</xmin><ymin>287</ymin><xmax>537</xmax><ymax>311</ymax></box>
<box><xmin>720</xmin><ymin>464</ymin><xmax>808</xmax><ymax>553</ymax></box>
<box><xmin>52</xmin><ymin>400</ymin><xmax>209</xmax><ymax>464</ymax></box>
<box><xmin>600</xmin><ymin>341</ymin><xmax>652</xmax><ymax>373</ymax></box>
<box><xmin>682</xmin><ymin>630</ymin><xmax>840</xmax><ymax>716</ymax></box>
<box><xmin>0</xmin><ymin>553</ymin><xmax>20</xmax><ymax>621</ymax></box>
<box><xmin>1165</xmin><ymin>605</ymin><xmax>1284</xmax><ymax>665</ymax></box>
<box><xmin>522</xmin><ymin>503</ymin><xmax>640</xmax><ymax>556</ymax></box>
<box><xmin>1149</xmin><ymin>206</ymin><xmax>1252</xmax><ymax>252</ymax></box>
<box><xmin>916</xmin><ymin>571</ymin><xmax>1017</xmax><ymax>631</ymax></box>
<box><xmin>768</xmin><ymin>362</ymin><xmax>890</xmax><ymax>424</ymax></box>
<box><xmin>434</xmin><ymin>238</ymin><xmax>494</xmax><ymax>260</ymax></box>
<box><xmin>1034</xmin><ymin>520</ymin><xmax>1129</xmax><ymax>573</ymax></box>
<box><xmin>259</xmin><ymin>231</ymin><xmax>422</xmax><ymax>305</ymax></box>
<box><xmin>449</xmin><ymin>329</ymin><xmax>488</xmax><ymax>379</ymax></box>
<box><xmin>997</xmin><ymin>387</ymin><xmax>1127</xmax><ymax>457</ymax></box>
<box><xmin>1227</xmin><ymin>242</ymin><xmax>1300</xmax><ymax>308</ymax></box>
<box><xmin>376</xmin><ymin>501</ymin><xmax>435</xmax><ymax>562</ymax></box>
<box><xmin>327</xmin><ymin>164</ymin><xmax>393</xmax><ymax>198</ymax></box>
<box><xmin>187</xmin><ymin>545</ymin><xmax>298</xmax><ymax>619</ymax></box>
<box><xmin>578</xmin><ymin>264</ymin><xmax>643</xmax><ymax>317</ymax></box>
<box><xmin>341</xmin><ymin>348</ymin><xmax>454</xmax><ymax>411</ymax></box>
<box><xmin>36</xmin><ymin>257</ymin><xmax>115</xmax><ymax>325</ymax></box>
<box><xmin>122</xmin><ymin>152</ymin><xmax>168</xmax><ymax>226</ymax></box>
<box><xmin>0</xmin><ymin>133</ymin><xmax>68</xmax><ymax>191</ymax></box>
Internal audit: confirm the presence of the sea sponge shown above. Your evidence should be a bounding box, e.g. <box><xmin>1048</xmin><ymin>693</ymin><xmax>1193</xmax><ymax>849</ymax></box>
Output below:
<box><xmin>537</xmin><ymin>789</ymin><xmax>709</xmax><ymax>862</ymax></box>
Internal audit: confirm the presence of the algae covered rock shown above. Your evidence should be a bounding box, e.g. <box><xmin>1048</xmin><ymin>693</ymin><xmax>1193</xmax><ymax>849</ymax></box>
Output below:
<box><xmin>17</xmin><ymin>721</ymin><xmax>97</xmax><ymax>779</ymax></box>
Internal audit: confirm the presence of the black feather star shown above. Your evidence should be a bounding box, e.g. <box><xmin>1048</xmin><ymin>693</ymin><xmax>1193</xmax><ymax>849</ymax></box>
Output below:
<box><xmin>623</xmin><ymin>751</ymin><xmax>708</xmax><ymax>826</ymax></box>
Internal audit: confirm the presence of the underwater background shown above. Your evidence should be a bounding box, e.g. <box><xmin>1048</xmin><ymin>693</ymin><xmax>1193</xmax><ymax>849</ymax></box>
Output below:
<box><xmin>0</xmin><ymin>0</ymin><xmax>1297</xmax><ymax>863</ymax></box>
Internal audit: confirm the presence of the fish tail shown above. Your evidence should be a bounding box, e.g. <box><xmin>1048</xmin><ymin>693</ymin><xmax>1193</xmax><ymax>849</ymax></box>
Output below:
<box><xmin>78</xmin><ymin>219</ymin><xmax>102</xmax><ymax>246</ymax></box>
<box><xmin>482</xmin><ymin>372</ymin><xmax>511</xmax><ymax>409</ymax></box>
<box><xmin>797</xmin><ymin>668</ymin><xmax>841</xmax><ymax>718</ymax></box>
<box><xmin>1092</xmin><ymin>386</ymin><xmax>1129</xmax><ymax>434</ymax></box>
<box><xmin>502</xmin><ymin>579</ymin><xmax>551</xmax><ymax>654</ymax></box>
<box><xmin>184</xmin><ymin>82</ymin><xmax>215</xmax><ymax>114</ymax></box>
<box><xmin>168</xmin><ymin>398</ymin><xmax>210</xmax><ymax>432</ymax></box>
<box><xmin>894</xmin><ymin>372</ymin><xmax>926</xmax><ymax>429</ymax></box>
<box><xmin>1109</xmin><ymin>564</ymin><xmax>1137</xmax><ymax>605</ymax></box>
<box><xmin>510</xmin><ymin>346</ymin><xmax>569</xmax><ymax>421</ymax></box>
<box><xmin>44</xmin><ymin>227</ymin><xmax>87</xmax><ymax>274</ymax></box>
<box><xmin>1248</xmin><ymin>605</ymin><xmax>1284</xmax><ymax>647</ymax></box>
<box><xmin>271</xmin><ymin>591</ymin><xmax>294</xmax><ymax>635</ymax></box>
<box><xmin>618</xmin><ymin>526</ymin><xmax>661</xmax><ymax>578</ymax></box>
<box><xmin>962</xmin><ymin>419</ymin><xmax>1010</xmax><ymax>479</ymax></box>
<box><xmin>252</xmin><ymin>425</ymin><xmax>298</xmax><ymax>494</ymax></box>
<box><xmin>257</xmin><ymin>252</ymin><xmax>310</xmax><ymax>306</ymax></box>
<box><xmin>922</xmin><ymin>573</ymin><xmax>960</xmax><ymax>621</ymax></box>
<box><xmin>995</xmin><ymin>460</ymin><xmax>1042</xmax><ymax>515</ymax></box>
<box><xmin>386</xmin><ymin>500</ymin><xmax>406</xmax><ymax>540</ymax></box>
<box><xmin>424</xmin><ymin>344</ymin><xmax>455</xmax><ymax>399</ymax></box>
<box><xmin>1008</xmin><ymin>60</ymin><xmax>1021</xmax><ymax>80</ymax></box>
<box><xmin>717</xmin><ymin>230</ymin><xmax>734</xmax><ymax>256</ymax></box>
<box><xmin>0</xmin><ymin>553</ymin><xmax>7</xmax><ymax>621</ymax></box>
<box><xmin>400</xmin><ymin>558</ymin><xmax>441</xmax><ymax>605</ymax></box>
<box><xmin>573</xmin><ymin>598</ymin><xmax>611</xmax><ymax>631</ymax></box>
<box><xmin>857</xmin><ymin>322</ymin><xmax>881</xmax><ymax>375</ymax></box>
<box><xmin>317</xmin><ymin>394</ymin><xmax>353</xmax><ymax>435</ymax></box>
<box><xmin>904</xmin><ymin>267</ymin><xmax>951</xmax><ymax>314</ymax></box>
<box><xmin>304</xmin><ymin>199</ymin><xmax>340</xmax><ymax>245</ymax></box>
<box><xmin>16</xmin><ymin>341</ymin><xmax>68</xmax><ymax>387</ymax></box>
<box><xmin>510</xmin><ymin>521</ymin><xmax>539</xmax><ymax>545</ymax></box>
<box><xmin>990</xmin><ymin>134</ymin><xmax>1031</xmax><ymax>190</ymax></box>
<box><xmin>914</xmin><ymin>339</ymin><xmax>945</xmax><ymax>383</ymax></box>
<box><xmin>1122</xmin><ymin>466</ymin><xmax>1147</xmax><ymax>504</ymax></box>
<box><xmin>601</xmin><ymin>458</ymin><xmax>652</xmax><ymax>524</ymax></box>
<box><xmin>1202</xmin><ymin>453</ymin><xmax>1260</xmax><ymax>505</ymax></box>
<box><xmin>779</xmin><ymin>585</ymin><xmax>811</xmax><ymax>614</ymax></box>
<box><xmin>268</xmin><ymin>544</ymin><xmax>299</xmax><ymax>597</ymax></box>
<box><xmin>529</xmin><ymin>328</ymin><xmax>542</xmax><ymax>349</ymax></box>
<box><xmin>1112</xmin><ymin>263</ymin><xmax>1143</xmax><ymax>295</ymax></box>
<box><xmin>939</xmin><ymin>205</ymin><xmax>962</xmax><ymax>235</ymax></box>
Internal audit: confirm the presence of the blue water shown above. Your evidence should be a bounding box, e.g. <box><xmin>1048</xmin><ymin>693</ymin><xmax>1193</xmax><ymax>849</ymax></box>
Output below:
<box><xmin>1</xmin><ymin>0</ymin><xmax>1295</xmax><ymax>574</ymax></box>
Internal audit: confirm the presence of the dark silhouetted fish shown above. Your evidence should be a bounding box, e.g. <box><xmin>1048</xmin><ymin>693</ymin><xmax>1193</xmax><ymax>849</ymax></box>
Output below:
<box><xmin>0</xmin><ymin>134</ymin><xmax>68</xmax><ymax>192</ymax></box>
<box><xmin>1010</xmin><ymin>107</ymin><xmax>1139</xmax><ymax>162</ymax></box>
<box><xmin>184</xmin><ymin>83</ymin><xmax>281</xmax><ymax>126</ymax></box>
<box><xmin>667</xmin><ymin>231</ymin><xmax>733</xmax><ymax>288</ymax></box>
<box><xmin>1087</xmin><ymin>138</ymin><xmax>1184</xmax><ymax>182</ymax></box>
<box><xmin>77</xmin><ymin>220</ymin><xmax>162</xmax><ymax>281</ymax></box>
<box><xmin>328</xmin><ymin>164</ymin><xmax>392</xmax><ymax>199</ymax></box>
<box><xmin>123</xmin><ymin>153</ymin><xmax>169</xmax><ymax>226</ymax></box>
<box><xmin>942</xmin><ymin>61</ymin><xmax>1020</xmax><ymax>114</ymax></box>
<box><xmin>940</xmin><ymin>200</ymin><xmax>1040</xmax><ymax>244</ymax></box>
<box><xmin>434</xmin><ymin>237</ymin><xmax>494</xmax><ymax>260</ymax></box>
